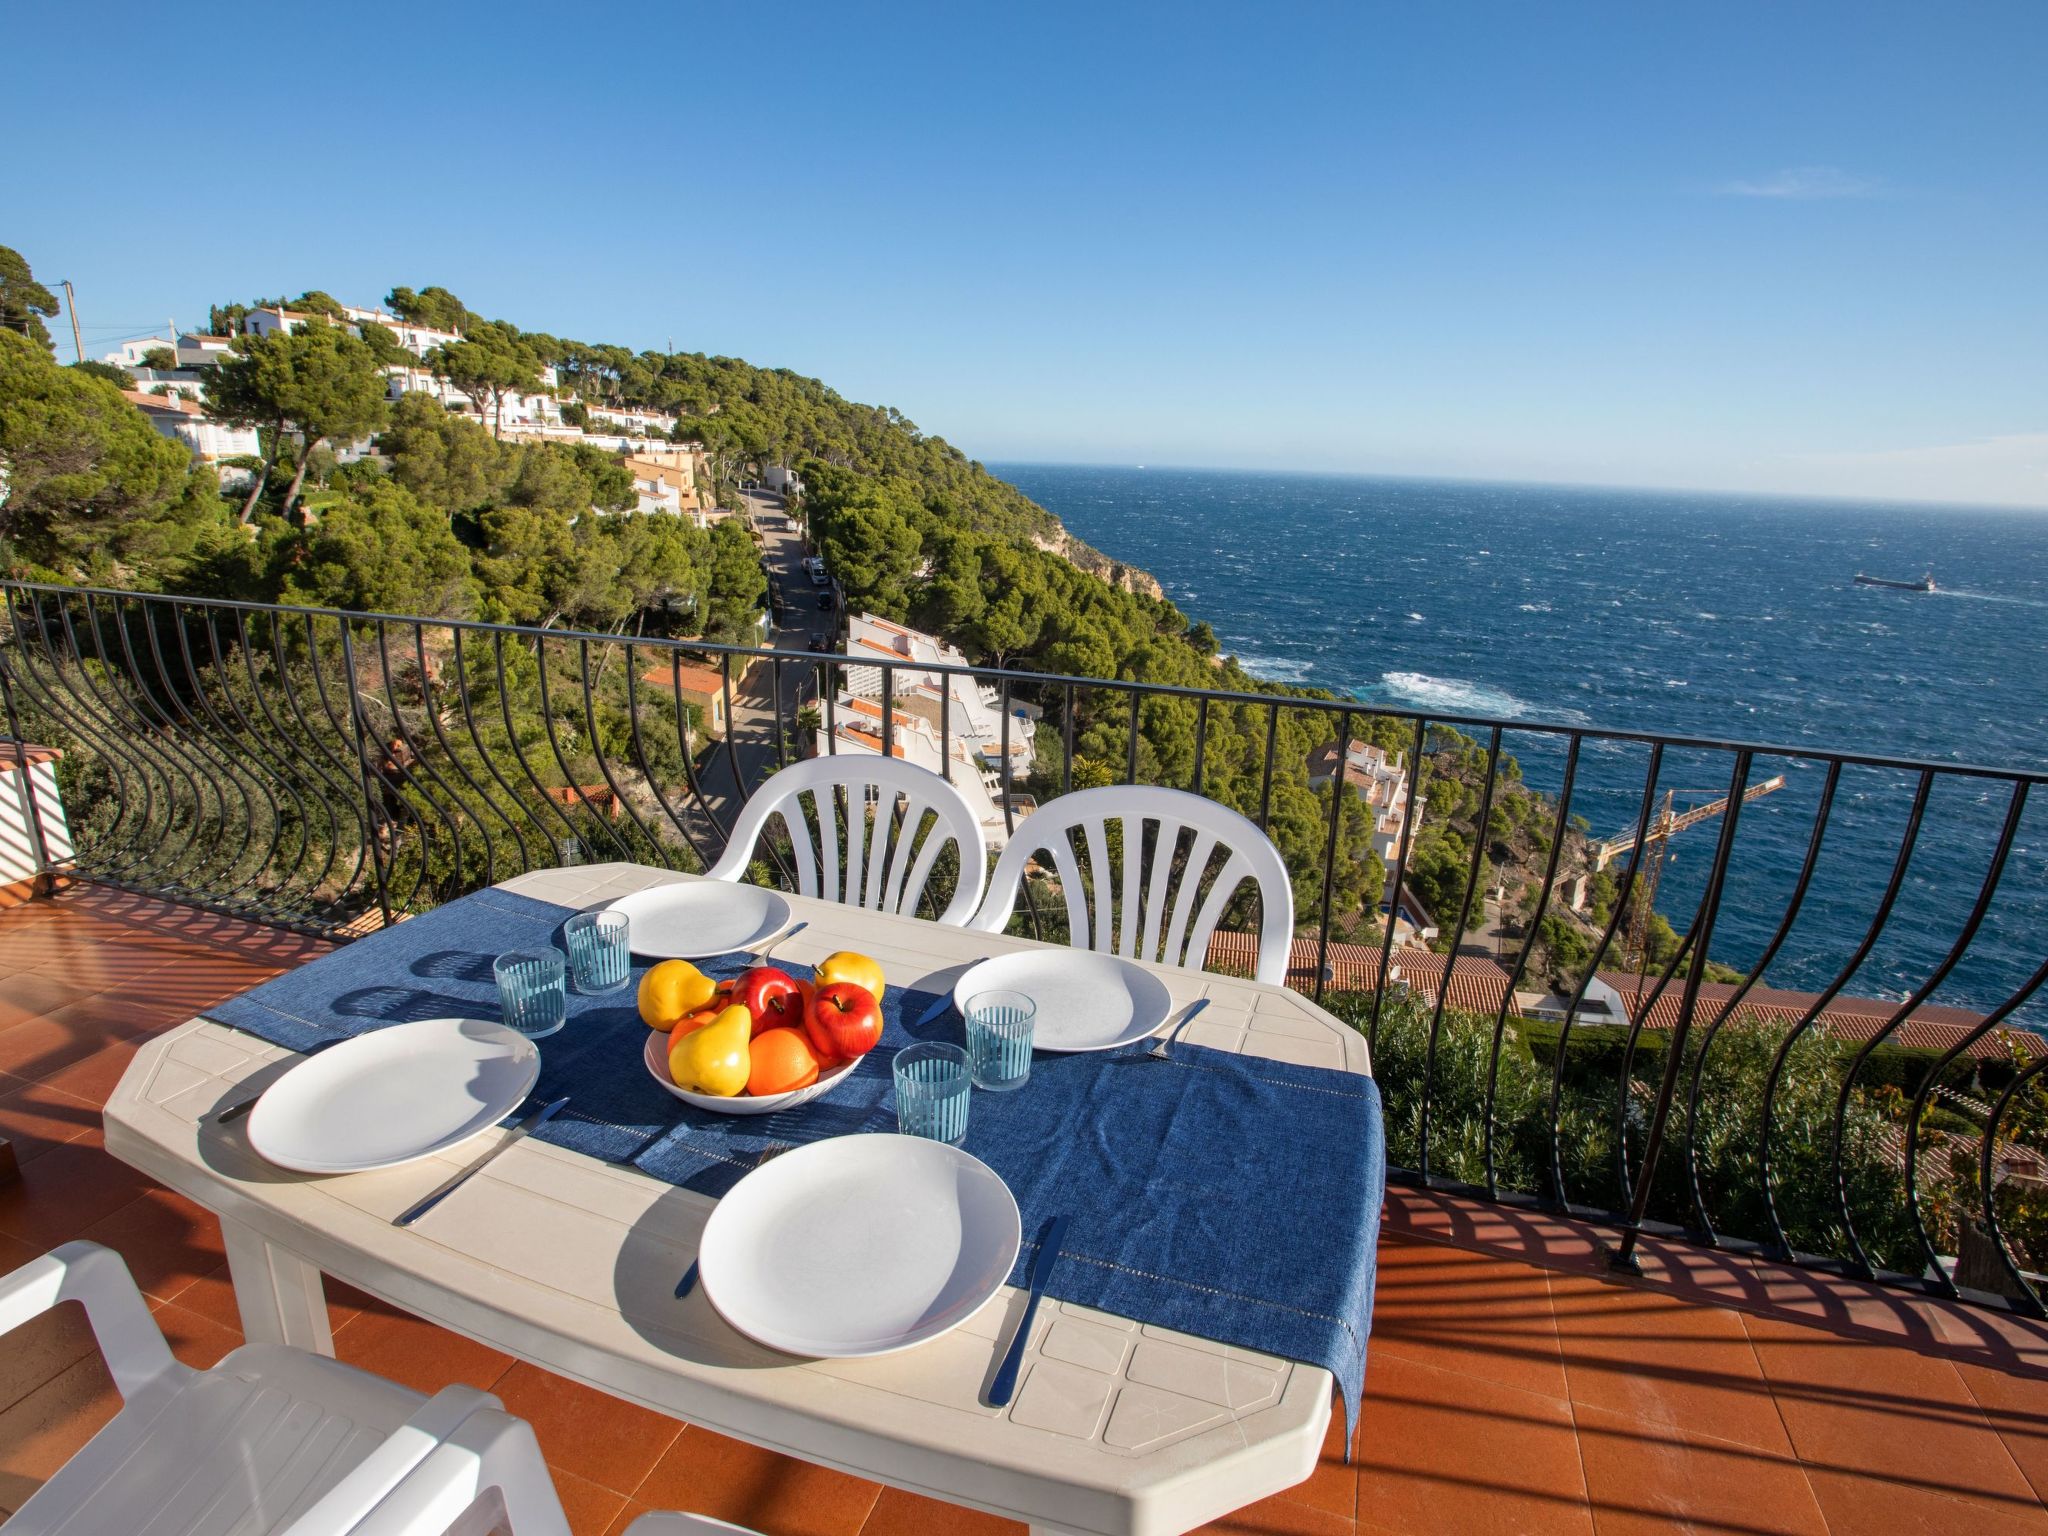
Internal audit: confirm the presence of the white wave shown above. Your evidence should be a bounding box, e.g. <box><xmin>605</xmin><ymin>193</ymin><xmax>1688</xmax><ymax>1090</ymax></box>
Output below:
<box><xmin>1406</xmin><ymin>612</ymin><xmax>1425</xmax><ymax>622</ymax></box>
<box><xmin>1939</xmin><ymin>589</ymin><xmax>2048</xmax><ymax>609</ymax></box>
<box><xmin>1666</xmin><ymin>679</ymin><xmax>1689</xmax><ymax>688</ymax></box>
<box><xmin>1235</xmin><ymin>653</ymin><xmax>1315</xmax><ymax>684</ymax></box>
<box><xmin>1518</xmin><ymin>601</ymin><xmax>1552</xmax><ymax>613</ymax></box>
<box><xmin>1696</xmin><ymin>611</ymin><xmax>1719</xmax><ymax>620</ymax></box>
<box><xmin>1376</xmin><ymin>671</ymin><xmax>1529</xmax><ymax>717</ymax></box>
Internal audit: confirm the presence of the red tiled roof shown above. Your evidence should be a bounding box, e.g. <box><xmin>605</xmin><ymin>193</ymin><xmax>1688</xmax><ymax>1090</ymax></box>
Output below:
<box><xmin>1205</xmin><ymin>932</ymin><xmax>1513</xmax><ymax>1010</ymax></box>
<box><xmin>843</xmin><ymin>697</ymin><xmax>914</xmax><ymax>727</ymax></box>
<box><xmin>1594</xmin><ymin>971</ymin><xmax>2036</xmax><ymax>1060</ymax></box>
<box><xmin>641</xmin><ymin>661</ymin><xmax>728</xmax><ymax>696</ymax></box>
<box><xmin>121</xmin><ymin>388</ymin><xmax>203</xmax><ymax>416</ymax></box>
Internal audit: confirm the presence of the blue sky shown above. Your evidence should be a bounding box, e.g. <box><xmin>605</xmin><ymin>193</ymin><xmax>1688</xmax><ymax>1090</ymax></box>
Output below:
<box><xmin>7</xmin><ymin>1</ymin><xmax>2044</xmax><ymax>505</ymax></box>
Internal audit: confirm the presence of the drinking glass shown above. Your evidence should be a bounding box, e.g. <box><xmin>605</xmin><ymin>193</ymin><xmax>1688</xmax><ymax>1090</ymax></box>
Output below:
<box><xmin>893</xmin><ymin>1041</ymin><xmax>971</xmax><ymax>1145</ymax></box>
<box><xmin>964</xmin><ymin>989</ymin><xmax>1035</xmax><ymax>1091</ymax></box>
<box><xmin>495</xmin><ymin>949</ymin><xmax>567</xmax><ymax>1039</ymax></box>
<box><xmin>564</xmin><ymin>910</ymin><xmax>631</xmax><ymax>994</ymax></box>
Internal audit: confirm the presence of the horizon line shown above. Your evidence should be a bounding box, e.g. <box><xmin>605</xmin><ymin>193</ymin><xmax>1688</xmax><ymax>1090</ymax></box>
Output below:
<box><xmin>977</xmin><ymin>458</ymin><xmax>2048</xmax><ymax>517</ymax></box>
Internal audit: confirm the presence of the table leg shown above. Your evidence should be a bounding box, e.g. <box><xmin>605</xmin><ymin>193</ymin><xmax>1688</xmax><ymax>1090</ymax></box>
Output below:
<box><xmin>222</xmin><ymin>1219</ymin><xmax>334</xmax><ymax>1355</ymax></box>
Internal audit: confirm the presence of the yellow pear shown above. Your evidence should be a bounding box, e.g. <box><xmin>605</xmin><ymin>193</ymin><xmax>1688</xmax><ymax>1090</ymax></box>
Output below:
<box><xmin>640</xmin><ymin>959</ymin><xmax>718</xmax><ymax>1028</ymax></box>
<box><xmin>670</xmin><ymin>1003</ymin><xmax>752</xmax><ymax>1097</ymax></box>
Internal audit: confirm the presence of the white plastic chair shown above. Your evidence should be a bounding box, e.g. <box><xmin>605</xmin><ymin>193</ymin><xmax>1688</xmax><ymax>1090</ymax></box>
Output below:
<box><xmin>0</xmin><ymin>1240</ymin><xmax>569</xmax><ymax>1536</ymax></box>
<box><xmin>705</xmin><ymin>755</ymin><xmax>988</xmax><ymax>926</ymax></box>
<box><xmin>342</xmin><ymin>1421</ymin><xmax>764</xmax><ymax>1535</ymax></box>
<box><xmin>969</xmin><ymin>784</ymin><xmax>1297</xmax><ymax>984</ymax></box>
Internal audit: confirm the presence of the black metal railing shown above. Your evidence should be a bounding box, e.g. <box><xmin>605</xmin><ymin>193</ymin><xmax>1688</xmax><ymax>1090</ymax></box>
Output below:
<box><xmin>4</xmin><ymin>579</ymin><xmax>2047</xmax><ymax>1314</ymax></box>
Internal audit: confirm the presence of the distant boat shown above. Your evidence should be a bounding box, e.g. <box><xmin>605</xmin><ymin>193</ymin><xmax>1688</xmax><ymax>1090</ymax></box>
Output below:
<box><xmin>1854</xmin><ymin>571</ymin><xmax>1936</xmax><ymax>593</ymax></box>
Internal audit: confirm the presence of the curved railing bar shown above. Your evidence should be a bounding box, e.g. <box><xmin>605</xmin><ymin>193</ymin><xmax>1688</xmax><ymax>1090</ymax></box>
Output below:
<box><xmin>1680</xmin><ymin>759</ymin><xmax>1842</xmax><ymax>1241</ymax></box>
<box><xmin>1422</xmin><ymin>725</ymin><xmax>1504</xmax><ymax>1182</ymax></box>
<box><xmin>488</xmin><ymin>630</ymin><xmax>590</xmax><ymax>858</ymax></box>
<box><xmin>529</xmin><ymin>633</ymin><xmax>636</xmax><ymax>864</ymax></box>
<box><xmin>622</xmin><ymin>644</ymin><xmax>713</xmax><ymax>872</ymax></box>
<box><xmin>1756</xmin><ymin>770</ymin><xmax>1934</xmax><ymax>1260</ymax></box>
<box><xmin>575</xmin><ymin>636</ymin><xmax>669</xmax><ymax>866</ymax></box>
<box><xmin>307</xmin><ymin>616</ymin><xmax>398</xmax><ymax>925</ymax></box>
<box><xmin>444</xmin><ymin>625</ymin><xmax>540</xmax><ymax>874</ymax></box>
<box><xmin>2</xmin><ymin>587</ymin><xmax>146</xmax><ymax>877</ymax></box>
<box><xmin>230</xmin><ymin>608</ymin><xmax>347</xmax><ymax>903</ymax></box>
<box><xmin>82</xmin><ymin>593</ymin><xmax>215</xmax><ymax>887</ymax></box>
<box><xmin>1367</xmin><ymin>717</ymin><xmax>1429</xmax><ymax>1051</ymax></box>
<box><xmin>203</xmin><ymin>609</ymin><xmax>320</xmax><ymax>907</ymax></box>
<box><xmin>413</xmin><ymin>622</ymin><xmax>528</xmax><ymax>880</ymax></box>
<box><xmin>1972</xmin><ymin>992</ymin><xmax>2048</xmax><ymax>1314</ymax></box>
<box><xmin>124</xmin><ymin>592</ymin><xmax>253</xmax><ymax>889</ymax></box>
<box><xmin>174</xmin><ymin>600</ymin><xmax>296</xmax><ymax>901</ymax></box>
<box><xmin>267</xmin><ymin>612</ymin><xmax>374</xmax><ymax>914</ymax></box>
<box><xmin>371</xmin><ymin>621</ymin><xmax>482</xmax><ymax>897</ymax></box>
<box><xmin>1609</xmin><ymin>750</ymin><xmax>1754</xmax><ymax>1270</ymax></box>
<box><xmin>1483</xmin><ymin>734</ymin><xmax>1582</xmax><ymax>1198</ymax></box>
<box><xmin>1544</xmin><ymin>740</ymin><xmax>1664</xmax><ymax>1208</ymax></box>
<box><xmin>1831</xmin><ymin>779</ymin><xmax>2029</xmax><ymax>1278</ymax></box>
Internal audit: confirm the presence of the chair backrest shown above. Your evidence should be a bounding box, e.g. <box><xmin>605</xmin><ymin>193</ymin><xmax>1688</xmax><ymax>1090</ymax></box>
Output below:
<box><xmin>705</xmin><ymin>755</ymin><xmax>989</xmax><ymax>926</ymax></box>
<box><xmin>969</xmin><ymin>784</ymin><xmax>1296</xmax><ymax>984</ymax></box>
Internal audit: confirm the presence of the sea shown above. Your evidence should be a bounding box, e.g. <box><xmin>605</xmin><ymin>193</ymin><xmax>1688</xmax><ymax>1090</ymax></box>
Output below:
<box><xmin>993</xmin><ymin>465</ymin><xmax>2048</xmax><ymax>1026</ymax></box>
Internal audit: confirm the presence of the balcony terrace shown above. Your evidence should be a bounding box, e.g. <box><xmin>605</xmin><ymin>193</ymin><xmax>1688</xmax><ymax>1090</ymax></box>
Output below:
<box><xmin>3</xmin><ymin>583</ymin><xmax>2048</xmax><ymax>1531</ymax></box>
<box><xmin>2</xmin><ymin>886</ymin><xmax>2048</xmax><ymax>1533</ymax></box>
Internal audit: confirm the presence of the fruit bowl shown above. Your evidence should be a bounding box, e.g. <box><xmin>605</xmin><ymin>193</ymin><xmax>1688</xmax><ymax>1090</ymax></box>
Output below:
<box><xmin>642</xmin><ymin>1029</ymin><xmax>859</xmax><ymax>1116</ymax></box>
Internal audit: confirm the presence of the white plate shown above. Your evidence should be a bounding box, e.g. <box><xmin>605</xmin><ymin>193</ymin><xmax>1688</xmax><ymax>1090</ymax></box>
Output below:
<box><xmin>641</xmin><ymin>1026</ymin><xmax>858</xmax><ymax>1115</ymax></box>
<box><xmin>606</xmin><ymin>883</ymin><xmax>792</xmax><ymax>960</ymax></box>
<box><xmin>248</xmin><ymin>1018</ymin><xmax>541</xmax><ymax>1175</ymax></box>
<box><xmin>952</xmin><ymin>950</ymin><xmax>1176</xmax><ymax>1053</ymax></box>
<box><xmin>699</xmin><ymin>1135</ymin><xmax>1021</xmax><ymax>1357</ymax></box>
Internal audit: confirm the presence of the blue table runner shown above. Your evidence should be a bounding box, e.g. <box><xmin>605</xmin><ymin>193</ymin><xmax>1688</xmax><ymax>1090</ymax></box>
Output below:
<box><xmin>208</xmin><ymin>887</ymin><xmax>1386</xmax><ymax>1443</ymax></box>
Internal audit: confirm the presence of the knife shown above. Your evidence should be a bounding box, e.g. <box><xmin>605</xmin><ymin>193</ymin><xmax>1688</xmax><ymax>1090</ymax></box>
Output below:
<box><xmin>393</xmin><ymin>1096</ymin><xmax>570</xmax><ymax>1227</ymax></box>
<box><xmin>986</xmin><ymin>1214</ymin><xmax>1069</xmax><ymax>1409</ymax></box>
<box><xmin>914</xmin><ymin>957</ymin><xmax>990</xmax><ymax>1028</ymax></box>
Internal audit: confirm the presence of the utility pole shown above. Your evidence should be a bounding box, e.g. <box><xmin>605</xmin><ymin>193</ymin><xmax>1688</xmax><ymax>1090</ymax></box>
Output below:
<box><xmin>61</xmin><ymin>280</ymin><xmax>83</xmax><ymax>362</ymax></box>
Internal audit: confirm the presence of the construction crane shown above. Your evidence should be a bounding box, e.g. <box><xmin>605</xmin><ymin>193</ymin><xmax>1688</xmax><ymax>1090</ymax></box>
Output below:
<box><xmin>1592</xmin><ymin>775</ymin><xmax>1786</xmax><ymax>968</ymax></box>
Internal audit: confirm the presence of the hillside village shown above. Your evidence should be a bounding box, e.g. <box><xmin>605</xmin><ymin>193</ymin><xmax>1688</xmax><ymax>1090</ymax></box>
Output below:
<box><xmin>102</xmin><ymin>299</ymin><xmax>735</xmax><ymax>529</ymax></box>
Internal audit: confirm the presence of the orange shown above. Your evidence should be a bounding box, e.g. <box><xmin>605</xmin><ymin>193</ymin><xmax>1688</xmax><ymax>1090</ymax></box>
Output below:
<box><xmin>746</xmin><ymin>1027</ymin><xmax>821</xmax><ymax>1096</ymax></box>
<box><xmin>639</xmin><ymin>960</ymin><xmax>719</xmax><ymax>1028</ymax></box>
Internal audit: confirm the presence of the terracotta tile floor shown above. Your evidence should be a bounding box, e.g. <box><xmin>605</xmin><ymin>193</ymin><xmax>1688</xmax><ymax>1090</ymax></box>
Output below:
<box><xmin>6</xmin><ymin>886</ymin><xmax>2048</xmax><ymax>1534</ymax></box>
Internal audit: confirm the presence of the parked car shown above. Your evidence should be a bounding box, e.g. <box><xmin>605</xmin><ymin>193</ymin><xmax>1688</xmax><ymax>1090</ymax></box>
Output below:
<box><xmin>820</xmin><ymin>588</ymin><xmax>838</xmax><ymax>610</ymax></box>
<box><xmin>805</xmin><ymin>558</ymin><xmax>829</xmax><ymax>587</ymax></box>
<box><xmin>807</xmin><ymin>635</ymin><xmax>833</xmax><ymax>653</ymax></box>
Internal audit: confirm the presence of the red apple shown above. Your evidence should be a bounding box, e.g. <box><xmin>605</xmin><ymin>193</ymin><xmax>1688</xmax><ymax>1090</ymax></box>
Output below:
<box><xmin>733</xmin><ymin>966</ymin><xmax>805</xmax><ymax>1038</ymax></box>
<box><xmin>806</xmin><ymin>981</ymin><xmax>883</xmax><ymax>1061</ymax></box>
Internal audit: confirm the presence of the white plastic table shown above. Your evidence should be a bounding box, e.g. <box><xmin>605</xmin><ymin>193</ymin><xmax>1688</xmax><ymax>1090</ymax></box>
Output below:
<box><xmin>104</xmin><ymin>865</ymin><xmax>1374</xmax><ymax>1536</ymax></box>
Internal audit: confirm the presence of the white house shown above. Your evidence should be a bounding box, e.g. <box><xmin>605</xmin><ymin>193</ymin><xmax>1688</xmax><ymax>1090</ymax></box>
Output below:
<box><xmin>622</xmin><ymin>450</ymin><xmax>716</xmax><ymax>526</ymax></box>
<box><xmin>101</xmin><ymin>335</ymin><xmax>176</xmax><ymax>368</ymax></box>
<box><xmin>1307</xmin><ymin>738</ymin><xmax>1421</xmax><ymax>861</ymax></box>
<box><xmin>842</xmin><ymin>614</ymin><xmax>1039</xmax><ymax>781</ymax></box>
<box><xmin>813</xmin><ymin>694</ymin><xmax>1017</xmax><ymax>851</ymax></box>
<box><xmin>381</xmin><ymin>363</ymin><xmax>562</xmax><ymax>433</ymax></box>
<box><xmin>763</xmin><ymin>465</ymin><xmax>804</xmax><ymax>497</ymax></box>
<box><xmin>240</xmin><ymin>306</ymin><xmax>316</xmax><ymax>339</ymax></box>
<box><xmin>588</xmin><ymin>404</ymin><xmax>679</xmax><ymax>438</ymax></box>
<box><xmin>339</xmin><ymin>304</ymin><xmax>462</xmax><ymax>357</ymax></box>
<box><xmin>121</xmin><ymin>390</ymin><xmax>260</xmax><ymax>464</ymax></box>
<box><xmin>175</xmin><ymin>333</ymin><xmax>235</xmax><ymax>368</ymax></box>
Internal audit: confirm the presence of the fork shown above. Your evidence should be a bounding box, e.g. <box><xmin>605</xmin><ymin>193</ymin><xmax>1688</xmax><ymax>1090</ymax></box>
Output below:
<box><xmin>744</xmin><ymin>921</ymin><xmax>808</xmax><ymax>963</ymax></box>
<box><xmin>1147</xmin><ymin>998</ymin><xmax>1210</xmax><ymax>1059</ymax></box>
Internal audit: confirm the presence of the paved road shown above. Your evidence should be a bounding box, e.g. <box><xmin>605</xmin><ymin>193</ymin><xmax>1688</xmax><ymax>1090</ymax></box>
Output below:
<box><xmin>686</xmin><ymin>491</ymin><xmax>837</xmax><ymax>843</ymax></box>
